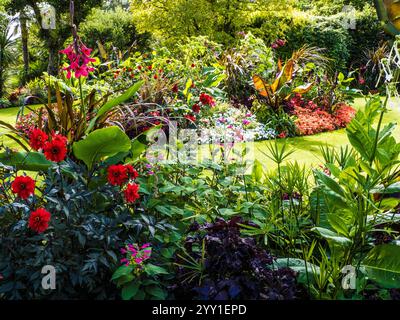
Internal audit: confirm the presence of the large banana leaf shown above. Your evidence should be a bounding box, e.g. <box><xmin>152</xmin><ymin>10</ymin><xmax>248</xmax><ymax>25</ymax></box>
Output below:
<box><xmin>362</xmin><ymin>244</ymin><xmax>400</xmax><ymax>289</ymax></box>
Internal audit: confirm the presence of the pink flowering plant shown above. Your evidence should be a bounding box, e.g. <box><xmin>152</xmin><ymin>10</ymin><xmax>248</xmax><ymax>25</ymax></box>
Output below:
<box><xmin>120</xmin><ymin>243</ymin><xmax>152</xmax><ymax>271</ymax></box>
<box><xmin>59</xmin><ymin>41</ymin><xmax>96</xmax><ymax>79</ymax></box>
<box><xmin>112</xmin><ymin>243</ymin><xmax>169</xmax><ymax>300</ymax></box>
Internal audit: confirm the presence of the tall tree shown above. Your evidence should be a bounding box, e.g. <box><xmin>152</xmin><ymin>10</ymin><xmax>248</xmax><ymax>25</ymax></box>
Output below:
<box><xmin>0</xmin><ymin>14</ymin><xmax>18</xmax><ymax>97</ymax></box>
<box><xmin>6</xmin><ymin>0</ymin><xmax>103</xmax><ymax>75</ymax></box>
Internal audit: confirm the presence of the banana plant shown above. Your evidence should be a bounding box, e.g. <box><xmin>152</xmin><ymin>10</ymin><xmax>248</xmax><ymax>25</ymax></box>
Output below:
<box><xmin>253</xmin><ymin>45</ymin><xmax>328</xmax><ymax>110</ymax></box>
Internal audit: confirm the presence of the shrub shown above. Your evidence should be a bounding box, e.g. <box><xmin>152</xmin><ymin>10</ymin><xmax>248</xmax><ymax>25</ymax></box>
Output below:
<box><xmin>80</xmin><ymin>7</ymin><xmax>149</xmax><ymax>52</ymax></box>
<box><xmin>171</xmin><ymin>217</ymin><xmax>304</xmax><ymax>300</ymax></box>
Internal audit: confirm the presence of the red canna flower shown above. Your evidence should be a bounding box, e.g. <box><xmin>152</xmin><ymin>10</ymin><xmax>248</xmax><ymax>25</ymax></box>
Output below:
<box><xmin>43</xmin><ymin>139</ymin><xmax>67</xmax><ymax>162</ymax></box>
<box><xmin>11</xmin><ymin>176</ymin><xmax>35</xmax><ymax>200</ymax></box>
<box><xmin>124</xmin><ymin>183</ymin><xmax>140</xmax><ymax>203</ymax></box>
<box><xmin>108</xmin><ymin>165</ymin><xmax>128</xmax><ymax>186</ymax></box>
<box><xmin>125</xmin><ymin>164</ymin><xmax>139</xmax><ymax>179</ymax></box>
<box><xmin>29</xmin><ymin>128</ymin><xmax>48</xmax><ymax>151</ymax></box>
<box><xmin>28</xmin><ymin>208</ymin><xmax>51</xmax><ymax>233</ymax></box>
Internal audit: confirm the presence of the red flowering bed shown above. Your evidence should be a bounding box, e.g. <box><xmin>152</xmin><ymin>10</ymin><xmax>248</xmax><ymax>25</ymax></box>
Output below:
<box><xmin>288</xmin><ymin>95</ymin><xmax>356</xmax><ymax>136</ymax></box>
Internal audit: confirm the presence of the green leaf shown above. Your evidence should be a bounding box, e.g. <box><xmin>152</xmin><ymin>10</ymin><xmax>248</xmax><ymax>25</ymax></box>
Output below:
<box><xmin>122</xmin><ymin>282</ymin><xmax>140</xmax><ymax>300</ymax></box>
<box><xmin>144</xmin><ymin>263</ymin><xmax>169</xmax><ymax>276</ymax></box>
<box><xmin>362</xmin><ymin>244</ymin><xmax>400</xmax><ymax>289</ymax></box>
<box><xmin>312</xmin><ymin>227</ymin><xmax>352</xmax><ymax>246</ymax></box>
<box><xmin>315</xmin><ymin>170</ymin><xmax>346</xmax><ymax>198</ymax></box>
<box><xmin>273</xmin><ymin>258</ymin><xmax>320</xmax><ymax>285</ymax></box>
<box><xmin>87</xmin><ymin>81</ymin><xmax>143</xmax><ymax>133</ymax></box>
<box><xmin>73</xmin><ymin>127</ymin><xmax>131</xmax><ymax>169</ymax></box>
<box><xmin>0</xmin><ymin>151</ymin><xmax>53</xmax><ymax>171</ymax></box>
<box><xmin>327</xmin><ymin>212</ymin><xmax>351</xmax><ymax>237</ymax></box>
<box><xmin>251</xmin><ymin>159</ymin><xmax>264</xmax><ymax>182</ymax></box>
<box><xmin>111</xmin><ymin>265</ymin><xmax>134</xmax><ymax>281</ymax></box>
<box><xmin>145</xmin><ymin>286</ymin><xmax>167</xmax><ymax>300</ymax></box>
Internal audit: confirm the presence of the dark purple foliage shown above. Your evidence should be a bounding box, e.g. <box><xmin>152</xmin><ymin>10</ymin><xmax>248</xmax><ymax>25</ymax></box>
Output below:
<box><xmin>171</xmin><ymin>217</ymin><xmax>302</xmax><ymax>300</ymax></box>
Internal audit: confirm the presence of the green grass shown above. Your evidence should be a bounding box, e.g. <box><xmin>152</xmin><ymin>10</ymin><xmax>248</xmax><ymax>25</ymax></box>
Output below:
<box><xmin>0</xmin><ymin>105</ymin><xmax>41</xmax><ymax>149</ymax></box>
<box><xmin>1</xmin><ymin>98</ymin><xmax>400</xmax><ymax>171</ymax></box>
<box><xmin>245</xmin><ymin>97</ymin><xmax>400</xmax><ymax>170</ymax></box>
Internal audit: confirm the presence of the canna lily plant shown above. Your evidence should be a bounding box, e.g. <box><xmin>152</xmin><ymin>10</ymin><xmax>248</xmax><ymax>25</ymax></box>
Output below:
<box><xmin>253</xmin><ymin>45</ymin><xmax>329</xmax><ymax>111</ymax></box>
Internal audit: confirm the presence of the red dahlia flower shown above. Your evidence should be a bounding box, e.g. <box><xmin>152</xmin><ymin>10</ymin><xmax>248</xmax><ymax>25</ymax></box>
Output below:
<box><xmin>192</xmin><ymin>104</ymin><xmax>201</xmax><ymax>113</ymax></box>
<box><xmin>199</xmin><ymin>93</ymin><xmax>215</xmax><ymax>106</ymax></box>
<box><xmin>185</xmin><ymin>114</ymin><xmax>196</xmax><ymax>122</ymax></box>
<box><xmin>108</xmin><ymin>165</ymin><xmax>128</xmax><ymax>186</ymax></box>
<box><xmin>125</xmin><ymin>165</ymin><xmax>139</xmax><ymax>179</ymax></box>
<box><xmin>29</xmin><ymin>128</ymin><xmax>48</xmax><ymax>151</ymax></box>
<box><xmin>43</xmin><ymin>139</ymin><xmax>67</xmax><ymax>162</ymax></box>
<box><xmin>29</xmin><ymin>208</ymin><xmax>51</xmax><ymax>233</ymax></box>
<box><xmin>51</xmin><ymin>133</ymin><xmax>68</xmax><ymax>145</ymax></box>
<box><xmin>11</xmin><ymin>176</ymin><xmax>35</xmax><ymax>200</ymax></box>
<box><xmin>124</xmin><ymin>183</ymin><xmax>140</xmax><ymax>203</ymax></box>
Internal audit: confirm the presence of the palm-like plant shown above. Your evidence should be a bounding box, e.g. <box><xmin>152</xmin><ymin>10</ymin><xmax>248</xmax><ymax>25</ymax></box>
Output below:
<box><xmin>0</xmin><ymin>13</ymin><xmax>19</xmax><ymax>98</ymax></box>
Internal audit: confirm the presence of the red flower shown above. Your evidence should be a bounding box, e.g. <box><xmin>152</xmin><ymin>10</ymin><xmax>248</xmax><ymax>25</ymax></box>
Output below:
<box><xmin>191</xmin><ymin>63</ymin><xmax>196</xmax><ymax>68</ymax></box>
<box><xmin>124</xmin><ymin>183</ymin><xmax>140</xmax><ymax>203</ymax></box>
<box><xmin>154</xmin><ymin>74</ymin><xmax>158</xmax><ymax>79</ymax></box>
<box><xmin>278</xmin><ymin>131</ymin><xmax>287</xmax><ymax>139</ymax></box>
<box><xmin>192</xmin><ymin>104</ymin><xmax>201</xmax><ymax>113</ymax></box>
<box><xmin>172</xmin><ymin>84</ymin><xmax>179</xmax><ymax>93</ymax></box>
<box><xmin>185</xmin><ymin>114</ymin><xmax>196</xmax><ymax>122</ymax></box>
<box><xmin>11</xmin><ymin>176</ymin><xmax>35</xmax><ymax>200</ymax></box>
<box><xmin>108</xmin><ymin>165</ymin><xmax>128</xmax><ymax>186</ymax></box>
<box><xmin>199</xmin><ymin>93</ymin><xmax>215</xmax><ymax>106</ymax></box>
<box><xmin>59</xmin><ymin>43</ymin><xmax>95</xmax><ymax>79</ymax></box>
<box><xmin>147</xmin><ymin>65</ymin><xmax>153</xmax><ymax>71</ymax></box>
<box><xmin>125</xmin><ymin>164</ymin><xmax>139</xmax><ymax>179</ymax></box>
<box><xmin>138</xmin><ymin>65</ymin><xmax>142</xmax><ymax>71</ymax></box>
<box><xmin>28</xmin><ymin>208</ymin><xmax>51</xmax><ymax>233</ymax></box>
<box><xmin>43</xmin><ymin>139</ymin><xmax>67</xmax><ymax>162</ymax></box>
<box><xmin>51</xmin><ymin>133</ymin><xmax>68</xmax><ymax>145</ymax></box>
<box><xmin>29</xmin><ymin>129</ymin><xmax>48</xmax><ymax>151</ymax></box>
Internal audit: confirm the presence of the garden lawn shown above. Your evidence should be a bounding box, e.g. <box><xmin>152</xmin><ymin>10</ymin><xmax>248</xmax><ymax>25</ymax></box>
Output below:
<box><xmin>249</xmin><ymin>97</ymin><xmax>400</xmax><ymax>171</ymax></box>
<box><xmin>0</xmin><ymin>105</ymin><xmax>41</xmax><ymax>149</ymax></box>
<box><xmin>1</xmin><ymin>98</ymin><xmax>400</xmax><ymax>171</ymax></box>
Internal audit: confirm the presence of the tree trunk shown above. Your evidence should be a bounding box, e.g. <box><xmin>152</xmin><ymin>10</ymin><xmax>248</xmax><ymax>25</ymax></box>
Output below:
<box><xmin>20</xmin><ymin>13</ymin><xmax>29</xmax><ymax>83</ymax></box>
<box><xmin>47</xmin><ymin>43</ymin><xmax>59</xmax><ymax>76</ymax></box>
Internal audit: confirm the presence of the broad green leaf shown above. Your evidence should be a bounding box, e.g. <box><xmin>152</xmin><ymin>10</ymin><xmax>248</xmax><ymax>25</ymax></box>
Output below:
<box><xmin>145</xmin><ymin>286</ymin><xmax>167</xmax><ymax>299</ymax></box>
<box><xmin>122</xmin><ymin>282</ymin><xmax>140</xmax><ymax>300</ymax></box>
<box><xmin>73</xmin><ymin>127</ymin><xmax>131</xmax><ymax>169</ymax></box>
<box><xmin>144</xmin><ymin>263</ymin><xmax>169</xmax><ymax>276</ymax></box>
<box><xmin>312</xmin><ymin>227</ymin><xmax>352</xmax><ymax>246</ymax></box>
<box><xmin>111</xmin><ymin>265</ymin><xmax>134</xmax><ymax>281</ymax></box>
<box><xmin>327</xmin><ymin>211</ymin><xmax>352</xmax><ymax>237</ymax></box>
<box><xmin>273</xmin><ymin>258</ymin><xmax>320</xmax><ymax>285</ymax></box>
<box><xmin>0</xmin><ymin>151</ymin><xmax>53</xmax><ymax>171</ymax></box>
<box><xmin>362</xmin><ymin>244</ymin><xmax>400</xmax><ymax>289</ymax></box>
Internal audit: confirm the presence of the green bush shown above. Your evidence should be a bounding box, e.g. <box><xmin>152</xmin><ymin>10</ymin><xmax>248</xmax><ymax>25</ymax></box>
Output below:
<box><xmin>80</xmin><ymin>7</ymin><xmax>149</xmax><ymax>52</ymax></box>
